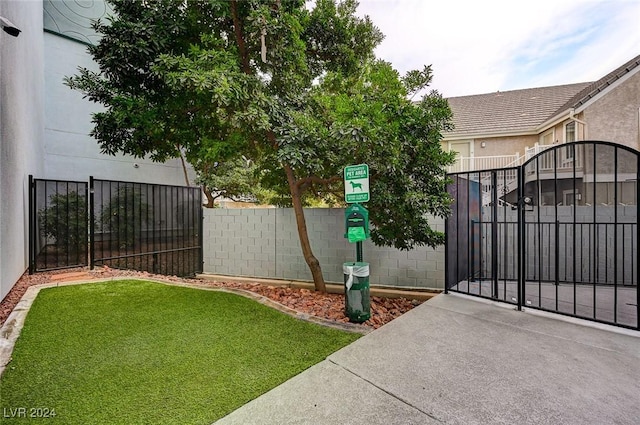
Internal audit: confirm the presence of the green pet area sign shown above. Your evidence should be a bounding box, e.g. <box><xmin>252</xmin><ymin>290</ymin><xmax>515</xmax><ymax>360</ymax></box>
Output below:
<box><xmin>344</xmin><ymin>164</ymin><xmax>369</xmax><ymax>203</ymax></box>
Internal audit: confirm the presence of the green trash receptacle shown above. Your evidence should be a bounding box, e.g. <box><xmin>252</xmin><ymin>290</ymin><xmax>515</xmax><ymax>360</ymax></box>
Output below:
<box><xmin>343</xmin><ymin>262</ymin><xmax>370</xmax><ymax>323</ymax></box>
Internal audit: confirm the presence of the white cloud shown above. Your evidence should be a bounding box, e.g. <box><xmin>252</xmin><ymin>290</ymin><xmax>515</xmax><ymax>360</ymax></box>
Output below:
<box><xmin>355</xmin><ymin>0</ymin><xmax>640</xmax><ymax>97</ymax></box>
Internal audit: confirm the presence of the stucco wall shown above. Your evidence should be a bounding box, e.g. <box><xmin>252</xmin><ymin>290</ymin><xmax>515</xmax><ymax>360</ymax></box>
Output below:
<box><xmin>203</xmin><ymin>208</ymin><xmax>446</xmax><ymax>290</ymax></box>
<box><xmin>0</xmin><ymin>1</ymin><xmax>197</xmax><ymax>301</ymax></box>
<box><xmin>474</xmin><ymin>134</ymin><xmax>537</xmax><ymax>158</ymax></box>
<box><xmin>44</xmin><ymin>33</ymin><xmax>195</xmax><ymax>185</ymax></box>
<box><xmin>0</xmin><ymin>1</ymin><xmax>45</xmax><ymax>300</ymax></box>
<box><xmin>584</xmin><ymin>70</ymin><xmax>640</xmax><ymax>150</ymax></box>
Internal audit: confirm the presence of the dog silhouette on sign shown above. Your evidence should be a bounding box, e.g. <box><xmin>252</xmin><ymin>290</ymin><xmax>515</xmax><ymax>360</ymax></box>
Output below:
<box><xmin>349</xmin><ymin>181</ymin><xmax>363</xmax><ymax>191</ymax></box>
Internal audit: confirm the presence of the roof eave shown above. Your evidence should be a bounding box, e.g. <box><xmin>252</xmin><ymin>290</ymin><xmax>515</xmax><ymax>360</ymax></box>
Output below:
<box><xmin>536</xmin><ymin>110</ymin><xmax>571</xmax><ymax>133</ymax></box>
<box><xmin>442</xmin><ymin>128</ymin><xmax>539</xmax><ymax>141</ymax></box>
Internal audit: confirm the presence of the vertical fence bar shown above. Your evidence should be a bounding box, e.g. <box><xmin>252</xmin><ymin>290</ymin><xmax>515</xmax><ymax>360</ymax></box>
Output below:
<box><xmin>613</xmin><ymin>148</ymin><xmax>618</xmax><ymax>323</ymax></box>
<box><xmin>517</xmin><ymin>165</ymin><xmax>524</xmax><ymax>310</ymax></box>
<box><xmin>470</xmin><ymin>219</ymin><xmax>475</xmax><ymax>284</ymax></box>
<box><xmin>198</xmin><ymin>188</ymin><xmax>204</xmax><ymax>274</ymax></box>
<box><xmin>467</xmin><ymin>173</ymin><xmax>472</xmax><ymax>291</ymax></box>
<box><xmin>146</xmin><ymin>183</ymin><xmax>150</xmax><ymax>272</ymax></box>
<box><xmin>43</xmin><ymin>181</ymin><xmax>49</xmax><ymax>269</ymax></box>
<box><xmin>554</xmin><ymin>148</ymin><xmax>559</xmax><ymax>311</ymax></box>
<box><xmin>478</xmin><ymin>173</ymin><xmax>484</xmax><ymax>294</ymax></box>
<box><xmin>89</xmin><ymin>176</ymin><xmax>95</xmax><ymax>270</ymax></box>
<box><xmin>444</xmin><ymin>208</ymin><xmax>449</xmax><ymax>294</ymax></box>
<box><xmin>151</xmin><ymin>185</ymin><xmax>156</xmax><ymax>274</ymax></box>
<box><xmin>492</xmin><ymin>171</ymin><xmax>498</xmax><ymax>299</ymax></box>
<box><xmin>593</xmin><ymin>144</ymin><xmax>598</xmax><ymax>319</ymax></box>
<box><xmin>536</xmin><ymin>157</ymin><xmax>542</xmax><ymax>306</ymax></box>
<box><xmin>28</xmin><ymin>175</ymin><xmax>35</xmax><ymax>274</ymax></box>
<box><xmin>125</xmin><ymin>183</ymin><xmax>130</xmax><ymax>270</ymax></box>
<box><xmin>549</xmin><ymin>217</ymin><xmax>560</xmax><ymax>311</ymax></box>
<box><xmin>572</xmin><ymin>145</ymin><xmax>577</xmax><ymax>315</ymax></box>
<box><xmin>501</xmin><ymin>171</ymin><xmax>507</xmax><ymax>297</ymax></box>
<box><xmin>171</xmin><ymin>185</ymin><xmax>175</xmax><ymax>276</ymax></box>
<box><xmin>455</xmin><ymin>176</ymin><xmax>460</xmax><ymax>290</ymax></box>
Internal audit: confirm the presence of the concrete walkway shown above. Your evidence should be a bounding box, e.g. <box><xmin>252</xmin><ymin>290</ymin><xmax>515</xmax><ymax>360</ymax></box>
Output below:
<box><xmin>215</xmin><ymin>293</ymin><xmax>640</xmax><ymax>425</ymax></box>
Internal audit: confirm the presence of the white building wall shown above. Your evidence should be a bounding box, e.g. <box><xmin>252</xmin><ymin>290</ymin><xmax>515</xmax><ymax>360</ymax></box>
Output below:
<box><xmin>43</xmin><ymin>33</ymin><xmax>195</xmax><ymax>185</ymax></box>
<box><xmin>0</xmin><ymin>1</ymin><xmax>197</xmax><ymax>300</ymax></box>
<box><xmin>0</xmin><ymin>0</ymin><xmax>45</xmax><ymax>300</ymax></box>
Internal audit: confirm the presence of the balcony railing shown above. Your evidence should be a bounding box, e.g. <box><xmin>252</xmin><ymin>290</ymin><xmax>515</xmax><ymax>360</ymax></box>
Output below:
<box><xmin>447</xmin><ymin>153</ymin><xmax>522</xmax><ymax>173</ymax></box>
<box><xmin>448</xmin><ymin>143</ymin><xmax>583</xmax><ymax>174</ymax></box>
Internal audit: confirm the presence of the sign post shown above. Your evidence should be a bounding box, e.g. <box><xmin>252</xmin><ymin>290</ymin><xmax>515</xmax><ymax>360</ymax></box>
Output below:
<box><xmin>344</xmin><ymin>164</ymin><xmax>369</xmax><ymax>262</ymax></box>
<box><xmin>344</xmin><ymin>164</ymin><xmax>369</xmax><ymax>203</ymax></box>
<box><xmin>343</xmin><ymin>164</ymin><xmax>371</xmax><ymax>323</ymax></box>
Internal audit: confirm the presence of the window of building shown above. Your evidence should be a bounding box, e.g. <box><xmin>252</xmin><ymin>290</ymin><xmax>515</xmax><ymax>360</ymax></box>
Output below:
<box><xmin>540</xmin><ymin>130</ymin><xmax>554</xmax><ymax>146</ymax></box>
<box><xmin>565</xmin><ymin>121</ymin><xmax>576</xmax><ymax>160</ymax></box>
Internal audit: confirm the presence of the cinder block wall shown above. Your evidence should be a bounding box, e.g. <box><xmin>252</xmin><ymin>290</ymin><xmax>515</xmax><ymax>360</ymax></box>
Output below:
<box><xmin>475</xmin><ymin>205</ymin><xmax>637</xmax><ymax>284</ymax></box>
<box><xmin>203</xmin><ymin>208</ymin><xmax>445</xmax><ymax>289</ymax></box>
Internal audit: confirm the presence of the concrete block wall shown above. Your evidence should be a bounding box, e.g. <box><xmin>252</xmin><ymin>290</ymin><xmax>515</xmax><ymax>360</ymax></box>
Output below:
<box><xmin>203</xmin><ymin>208</ymin><xmax>446</xmax><ymax>290</ymax></box>
<box><xmin>473</xmin><ymin>206</ymin><xmax>637</xmax><ymax>284</ymax></box>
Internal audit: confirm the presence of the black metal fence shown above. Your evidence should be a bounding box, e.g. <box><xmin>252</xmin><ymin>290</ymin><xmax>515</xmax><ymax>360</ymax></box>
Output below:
<box><xmin>445</xmin><ymin>141</ymin><xmax>640</xmax><ymax>330</ymax></box>
<box><xmin>29</xmin><ymin>177</ymin><xmax>89</xmax><ymax>271</ymax></box>
<box><xmin>29</xmin><ymin>176</ymin><xmax>203</xmax><ymax>277</ymax></box>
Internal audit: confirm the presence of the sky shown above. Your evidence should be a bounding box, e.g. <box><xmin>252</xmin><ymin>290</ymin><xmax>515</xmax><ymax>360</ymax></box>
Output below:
<box><xmin>354</xmin><ymin>0</ymin><xmax>640</xmax><ymax>98</ymax></box>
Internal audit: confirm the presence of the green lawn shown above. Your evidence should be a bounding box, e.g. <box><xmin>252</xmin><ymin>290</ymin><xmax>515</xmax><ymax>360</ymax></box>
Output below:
<box><xmin>0</xmin><ymin>280</ymin><xmax>360</xmax><ymax>424</ymax></box>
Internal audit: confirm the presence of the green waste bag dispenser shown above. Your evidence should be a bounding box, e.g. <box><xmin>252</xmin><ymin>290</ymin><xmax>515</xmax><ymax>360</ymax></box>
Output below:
<box><xmin>343</xmin><ymin>203</ymin><xmax>370</xmax><ymax>322</ymax></box>
<box><xmin>344</xmin><ymin>203</ymin><xmax>369</xmax><ymax>243</ymax></box>
<box><xmin>343</xmin><ymin>261</ymin><xmax>370</xmax><ymax>322</ymax></box>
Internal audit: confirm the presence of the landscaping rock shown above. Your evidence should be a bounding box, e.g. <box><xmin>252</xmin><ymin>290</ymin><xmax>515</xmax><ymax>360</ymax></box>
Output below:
<box><xmin>0</xmin><ymin>267</ymin><xmax>423</xmax><ymax>330</ymax></box>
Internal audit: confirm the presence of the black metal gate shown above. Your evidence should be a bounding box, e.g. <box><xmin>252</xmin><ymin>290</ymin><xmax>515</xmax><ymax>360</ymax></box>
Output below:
<box><xmin>29</xmin><ymin>177</ymin><xmax>89</xmax><ymax>272</ymax></box>
<box><xmin>29</xmin><ymin>176</ymin><xmax>203</xmax><ymax>277</ymax></box>
<box><xmin>445</xmin><ymin>141</ymin><xmax>639</xmax><ymax>330</ymax></box>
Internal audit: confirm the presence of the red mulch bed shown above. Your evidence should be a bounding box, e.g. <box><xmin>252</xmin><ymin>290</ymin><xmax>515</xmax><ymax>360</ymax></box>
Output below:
<box><xmin>1</xmin><ymin>267</ymin><xmax>423</xmax><ymax>330</ymax></box>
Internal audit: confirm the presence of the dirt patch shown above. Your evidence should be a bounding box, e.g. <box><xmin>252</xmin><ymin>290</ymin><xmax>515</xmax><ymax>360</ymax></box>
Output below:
<box><xmin>1</xmin><ymin>267</ymin><xmax>423</xmax><ymax>330</ymax></box>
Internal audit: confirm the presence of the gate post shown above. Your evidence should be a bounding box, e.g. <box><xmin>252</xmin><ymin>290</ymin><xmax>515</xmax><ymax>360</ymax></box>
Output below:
<box><xmin>491</xmin><ymin>171</ymin><xmax>498</xmax><ymax>299</ymax></box>
<box><xmin>28</xmin><ymin>175</ymin><xmax>35</xmax><ymax>275</ymax></box>
<box><xmin>89</xmin><ymin>176</ymin><xmax>95</xmax><ymax>270</ymax></box>
<box><xmin>470</xmin><ymin>219</ymin><xmax>476</xmax><ymax>281</ymax></box>
<box><xmin>444</xmin><ymin>215</ymin><xmax>449</xmax><ymax>294</ymax></box>
<box><xmin>517</xmin><ymin>167</ymin><xmax>524</xmax><ymax>311</ymax></box>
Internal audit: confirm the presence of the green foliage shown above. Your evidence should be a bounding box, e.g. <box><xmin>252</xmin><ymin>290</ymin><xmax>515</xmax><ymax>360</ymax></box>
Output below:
<box><xmin>66</xmin><ymin>0</ymin><xmax>456</xmax><ymax>274</ymax></box>
<box><xmin>0</xmin><ymin>280</ymin><xmax>360</xmax><ymax>424</ymax></box>
<box><xmin>266</xmin><ymin>60</ymin><xmax>456</xmax><ymax>248</ymax></box>
<box><xmin>100</xmin><ymin>186</ymin><xmax>150</xmax><ymax>248</ymax></box>
<box><xmin>38</xmin><ymin>191</ymin><xmax>87</xmax><ymax>253</ymax></box>
<box><xmin>197</xmin><ymin>156</ymin><xmax>260</xmax><ymax>203</ymax></box>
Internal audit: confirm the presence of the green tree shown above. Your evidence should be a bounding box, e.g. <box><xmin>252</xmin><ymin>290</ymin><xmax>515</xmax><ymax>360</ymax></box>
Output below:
<box><xmin>197</xmin><ymin>157</ymin><xmax>259</xmax><ymax>207</ymax></box>
<box><xmin>66</xmin><ymin>0</ymin><xmax>454</xmax><ymax>292</ymax></box>
<box><xmin>100</xmin><ymin>186</ymin><xmax>151</xmax><ymax>249</ymax></box>
<box><xmin>39</xmin><ymin>191</ymin><xmax>88</xmax><ymax>254</ymax></box>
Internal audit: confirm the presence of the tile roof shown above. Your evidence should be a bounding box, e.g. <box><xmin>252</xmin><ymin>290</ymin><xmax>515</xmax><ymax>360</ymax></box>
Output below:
<box><xmin>445</xmin><ymin>83</ymin><xmax>590</xmax><ymax>137</ymax></box>
<box><xmin>444</xmin><ymin>53</ymin><xmax>640</xmax><ymax>139</ymax></box>
<box><xmin>557</xmin><ymin>54</ymin><xmax>640</xmax><ymax>112</ymax></box>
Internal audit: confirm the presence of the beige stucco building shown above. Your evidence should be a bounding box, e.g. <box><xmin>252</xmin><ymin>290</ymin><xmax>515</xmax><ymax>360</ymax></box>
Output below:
<box><xmin>443</xmin><ymin>54</ymin><xmax>640</xmax><ymax>172</ymax></box>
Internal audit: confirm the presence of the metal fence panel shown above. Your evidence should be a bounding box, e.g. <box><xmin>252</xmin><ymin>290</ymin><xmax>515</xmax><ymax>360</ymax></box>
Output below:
<box><xmin>445</xmin><ymin>141</ymin><xmax>639</xmax><ymax>330</ymax></box>
<box><xmin>91</xmin><ymin>178</ymin><xmax>203</xmax><ymax>277</ymax></box>
<box><xmin>29</xmin><ymin>176</ymin><xmax>89</xmax><ymax>272</ymax></box>
<box><xmin>29</xmin><ymin>176</ymin><xmax>203</xmax><ymax>278</ymax></box>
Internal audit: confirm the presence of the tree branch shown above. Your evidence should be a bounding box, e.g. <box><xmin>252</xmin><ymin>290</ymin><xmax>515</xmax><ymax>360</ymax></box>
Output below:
<box><xmin>230</xmin><ymin>0</ymin><xmax>252</xmax><ymax>75</ymax></box>
<box><xmin>202</xmin><ymin>185</ymin><xmax>216</xmax><ymax>208</ymax></box>
<box><xmin>175</xmin><ymin>144</ymin><xmax>190</xmax><ymax>186</ymax></box>
<box><xmin>298</xmin><ymin>175</ymin><xmax>342</xmax><ymax>192</ymax></box>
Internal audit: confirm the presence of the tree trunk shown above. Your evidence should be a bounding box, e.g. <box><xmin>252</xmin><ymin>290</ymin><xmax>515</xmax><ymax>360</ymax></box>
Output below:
<box><xmin>284</xmin><ymin>164</ymin><xmax>327</xmax><ymax>293</ymax></box>
<box><xmin>228</xmin><ymin>10</ymin><xmax>324</xmax><ymax>292</ymax></box>
<box><xmin>177</xmin><ymin>148</ymin><xmax>190</xmax><ymax>186</ymax></box>
<box><xmin>202</xmin><ymin>185</ymin><xmax>216</xmax><ymax>208</ymax></box>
